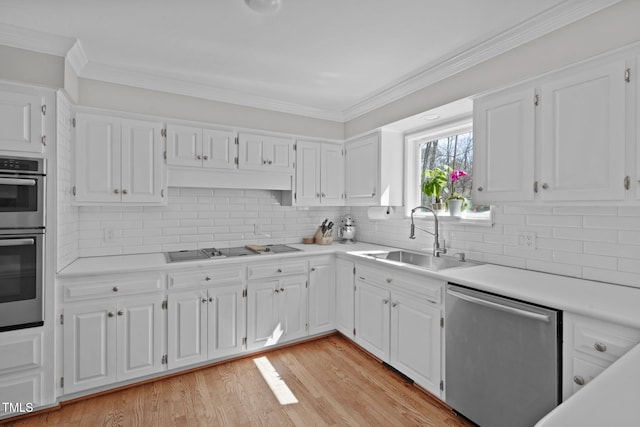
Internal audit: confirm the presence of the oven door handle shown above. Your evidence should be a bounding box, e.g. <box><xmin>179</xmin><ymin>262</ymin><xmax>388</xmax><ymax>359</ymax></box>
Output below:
<box><xmin>0</xmin><ymin>178</ymin><xmax>37</xmax><ymax>186</ymax></box>
<box><xmin>0</xmin><ymin>238</ymin><xmax>35</xmax><ymax>247</ymax></box>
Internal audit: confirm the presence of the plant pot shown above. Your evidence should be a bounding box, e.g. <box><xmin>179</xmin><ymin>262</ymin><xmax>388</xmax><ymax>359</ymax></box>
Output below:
<box><xmin>432</xmin><ymin>202</ymin><xmax>446</xmax><ymax>214</ymax></box>
<box><xmin>448</xmin><ymin>199</ymin><xmax>464</xmax><ymax>217</ymax></box>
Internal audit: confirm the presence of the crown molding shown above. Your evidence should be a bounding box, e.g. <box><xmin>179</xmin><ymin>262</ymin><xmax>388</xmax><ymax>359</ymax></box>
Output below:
<box><xmin>0</xmin><ymin>0</ymin><xmax>622</xmax><ymax>123</ymax></box>
<box><xmin>79</xmin><ymin>61</ymin><xmax>346</xmax><ymax>122</ymax></box>
<box><xmin>0</xmin><ymin>23</ymin><xmax>75</xmax><ymax>57</ymax></box>
<box><xmin>340</xmin><ymin>0</ymin><xmax>623</xmax><ymax>121</ymax></box>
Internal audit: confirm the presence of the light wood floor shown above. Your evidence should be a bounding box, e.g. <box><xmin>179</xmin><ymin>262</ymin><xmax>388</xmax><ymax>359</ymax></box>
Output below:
<box><xmin>5</xmin><ymin>335</ymin><xmax>472</xmax><ymax>426</ymax></box>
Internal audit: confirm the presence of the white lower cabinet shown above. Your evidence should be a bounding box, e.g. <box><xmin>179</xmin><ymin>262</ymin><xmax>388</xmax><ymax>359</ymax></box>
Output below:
<box><xmin>354</xmin><ymin>263</ymin><xmax>443</xmax><ymax>396</ymax></box>
<box><xmin>562</xmin><ymin>313</ymin><xmax>640</xmax><ymax>401</ymax></box>
<box><xmin>308</xmin><ymin>256</ymin><xmax>335</xmax><ymax>335</ymax></box>
<box><xmin>63</xmin><ymin>296</ymin><xmax>164</xmax><ymax>394</ymax></box>
<box><xmin>167</xmin><ymin>284</ymin><xmax>245</xmax><ymax>370</ymax></box>
<box><xmin>335</xmin><ymin>258</ymin><xmax>355</xmax><ymax>339</ymax></box>
<box><xmin>247</xmin><ymin>275</ymin><xmax>308</xmax><ymax>350</ymax></box>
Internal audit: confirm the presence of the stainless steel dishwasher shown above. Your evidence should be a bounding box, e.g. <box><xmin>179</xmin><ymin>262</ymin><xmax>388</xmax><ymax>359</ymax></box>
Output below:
<box><xmin>445</xmin><ymin>284</ymin><xmax>561</xmax><ymax>427</ymax></box>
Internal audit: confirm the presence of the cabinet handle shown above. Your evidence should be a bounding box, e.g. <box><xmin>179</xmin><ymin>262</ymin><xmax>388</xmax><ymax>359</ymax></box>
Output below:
<box><xmin>263</xmin><ymin>160</ymin><xmax>268</xmax><ymax>164</ymax></box>
<box><xmin>321</xmin><ymin>192</ymin><xmax>326</xmax><ymax>198</ymax></box>
<box><xmin>542</xmin><ymin>183</ymin><xmax>549</xmax><ymax>190</ymax></box>
<box><xmin>117</xmin><ymin>310</ymin><xmax>124</xmax><ymax>316</ymax></box>
<box><xmin>203</xmin><ymin>155</ymin><xmax>209</xmax><ymax>160</ymax></box>
<box><xmin>386</xmin><ymin>278</ymin><xmax>392</xmax><ymax>283</ymax></box>
<box><xmin>197</xmin><ymin>155</ymin><xmax>202</xmax><ymax>160</ymax></box>
<box><xmin>122</xmin><ymin>189</ymin><xmax>128</xmax><ymax>195</ymax></box>
<box><xmin>209</xmin><ymin>297</ymin><xmax>213</xmax><ymax>302</ymax></box>
<box><xmin>391</xmin><ymin>302</ymin><xmax>398</xmax><ymax>308</ymax></box>
<box><xmin>311</xmin><ymin>267</ymin><xmax>316</xmax><ymax>272</ymax></box>
<box><xmin>383</xmin><ymin>299</ymin><xmax>389</xmax><ymax>304</ymax></box>
<box><xmin>275</xmin><ymin>289</ymin><xmax>280</xmax><ymax>293</ymax></box>
<box><xmin>573</xmin><ymin>375</ymin><xmax>585</xmax><ymax>386</ymax></box>
<box><xmin>477</xmin><ymin>187</ymin><xmax>483</xmax><ymax>192</ymax></box>
<box><xmin>205</xmin><ymin>276</ymin><xmax>212</xmax><ymax>281</ymax></box>
<box><xmin>268</xmin><ymin>160</ymin><xmax>273</xmax><ymax>165</ymax></box>
<box><xmin>114</xmin><ymin>189</ymin><xmax>120</xmax><ymax>194</ymax></box>
<box><xmin>277</xmin><ymin>268</ymin><xmax>282</xmax><ymax>273</ymax></box>
<box><xmin>316</xmin><ymin>193</ymin><xmax>320</xmax><ymax>198</ymax></box>
<box><xmin>594</xmin><ymin>342</ymin><xmax>607</xmax><ymax>353</ymax></box>
<box><xmin>280</xmin><ymin>287</ymin><xmax>285</xmax><ymax>292</ymax></box>
<box><xmin>107</xmin><ymin>312</ymin><xmax>114</xmax><ymax>318</ymax></box>
<box><xmin>202</xmin><ymin>298</ymin><xmax>207</xmax><ymax>303</ymax></box>
<box><xmin>113</xmin><ymin>286</ymin><xmax>119</xmax><ymax>292</ymax></box>
<box><xmin>372</xmin><ymin>188</ymin><xmax>376</xmax><ymax>197</ymax></box>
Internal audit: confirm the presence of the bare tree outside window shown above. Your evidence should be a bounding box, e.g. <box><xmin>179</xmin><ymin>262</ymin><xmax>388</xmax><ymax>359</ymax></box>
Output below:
<box><xmin>419</xmin><ymin>131</ymin><xmax>488</xmax><ymax>212</ymax></box>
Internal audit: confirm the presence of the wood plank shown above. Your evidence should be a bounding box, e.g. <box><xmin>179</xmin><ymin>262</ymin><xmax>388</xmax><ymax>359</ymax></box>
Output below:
<box><xmin>4</xmin><ymin>335</ymin><xmax>472</xmax><ymax>426</ymax></box>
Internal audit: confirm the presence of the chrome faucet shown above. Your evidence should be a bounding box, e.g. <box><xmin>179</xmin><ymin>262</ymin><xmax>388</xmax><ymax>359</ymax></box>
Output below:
<box><xmin>409</xmin><ymin>206</ymin><xmax>447</xmax><ymax>257</ymax></box>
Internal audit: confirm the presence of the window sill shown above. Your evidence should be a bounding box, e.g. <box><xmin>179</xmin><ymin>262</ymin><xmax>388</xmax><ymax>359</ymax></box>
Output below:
<box><xmin>408</xmin><ymin>209</ymin><xmax>494</xmax><ymax>227</ymax></box>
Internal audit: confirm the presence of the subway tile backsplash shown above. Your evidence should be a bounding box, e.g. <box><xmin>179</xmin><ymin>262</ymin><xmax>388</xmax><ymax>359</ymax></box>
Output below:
<box><xmin>76</xmin><ymin>188</ymin><xmax>346</xmax><ymax>257</ymax></box>
<box><xmin>351</xmin><ymin>205</ymin><xmax>640</xmax><ymax>289</ymax></box>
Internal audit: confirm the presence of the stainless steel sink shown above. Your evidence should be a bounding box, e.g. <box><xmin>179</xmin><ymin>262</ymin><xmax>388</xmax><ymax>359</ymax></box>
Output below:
<box><xmin>366</xmin><ymin>250</ymin><xmax>477</xmax><ymax>271</ymax></box>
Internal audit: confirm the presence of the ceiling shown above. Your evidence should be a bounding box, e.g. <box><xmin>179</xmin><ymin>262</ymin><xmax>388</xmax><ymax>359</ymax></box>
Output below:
<box><xmin>0</xmin><ymin>0</ymin><xmax>619</xmax><ymax>122</ymax></box>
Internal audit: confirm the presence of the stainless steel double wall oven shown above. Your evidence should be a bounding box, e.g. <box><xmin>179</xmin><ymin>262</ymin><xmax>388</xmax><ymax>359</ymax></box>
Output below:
<box><xmin>0</xmin><ymin>156</ymin><xmax>46</xmax><ymax>332</ymax></box>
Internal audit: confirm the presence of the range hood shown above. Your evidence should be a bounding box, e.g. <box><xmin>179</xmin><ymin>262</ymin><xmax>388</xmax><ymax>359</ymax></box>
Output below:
<box><xmin>168</xmin><ymin>167</ymin><xmax>292</xmax><ymax>190</ymax></box>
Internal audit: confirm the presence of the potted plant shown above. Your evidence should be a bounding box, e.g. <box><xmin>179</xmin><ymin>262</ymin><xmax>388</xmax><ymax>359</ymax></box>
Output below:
<box><xmin>446</xmin><ymin>169</ymin><xmax>468</xmax><ymax>217</ymax></box>
<box><xmin>421</xmin><ymin>166</ymin><xmax>450</xmax><ymax>213</ymax></box>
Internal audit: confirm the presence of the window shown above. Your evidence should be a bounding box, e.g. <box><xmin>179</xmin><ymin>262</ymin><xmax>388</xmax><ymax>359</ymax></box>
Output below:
<box><xmin>405</xmin><ymin>120</ymin><xmax>491</xmax><ymax>221</ymax></box>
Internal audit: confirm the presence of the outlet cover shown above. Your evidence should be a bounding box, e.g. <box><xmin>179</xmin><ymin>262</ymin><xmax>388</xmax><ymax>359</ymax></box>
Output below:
<box><xmin>517</xmin><ymin>231</ymin><xmax>536</xmax><ymax>250</ymax></box>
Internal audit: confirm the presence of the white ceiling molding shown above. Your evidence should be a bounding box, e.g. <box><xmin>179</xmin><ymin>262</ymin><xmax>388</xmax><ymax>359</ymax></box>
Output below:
<box><xmin>0</xmin><ymin>22</ymin><xmax>75</xmax><ymax>57</ymax></box>
<box><xmin>341</xmin><ymin>0</ymin><xmax>623</xmax><ymax>121</ymax></box>
<box><xmin>0</xmin><ymin>0</ymin><xmax>622</xmax><ymax>122</ymax></box>
<box><xmin>65</xmin><ymin>40</ymin><xmax>88</xmax><ymax>75</ymax></box>
<box><xmin>79</xmin><ymin>60</ymin><xmax>346</xmax><ymax>122</ymax></box>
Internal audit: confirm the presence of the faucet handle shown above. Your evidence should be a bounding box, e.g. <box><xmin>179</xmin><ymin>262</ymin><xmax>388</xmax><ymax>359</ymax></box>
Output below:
<box><xmin>457</xmin><ymin>252</ymin><xmax>466</xmax><ymax>262</ymax></box>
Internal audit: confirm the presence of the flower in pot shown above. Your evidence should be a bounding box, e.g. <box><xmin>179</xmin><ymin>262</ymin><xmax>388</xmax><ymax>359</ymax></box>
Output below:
<box><xmin>446</xmin><ymin>169</ymin><xmax>468</xmax><ymax>217</ymax></box>
<box><xmin>421</xmin><ymin>166</ymin><xmax>450</xmax><ymax>212</ymax></box>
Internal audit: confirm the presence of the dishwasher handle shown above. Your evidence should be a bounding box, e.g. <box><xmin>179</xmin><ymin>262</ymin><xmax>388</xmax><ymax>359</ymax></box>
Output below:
<box><xmin>447</xmin><ymin>288</ymin><xmax>551</xmax><ymax>323</ymax></box>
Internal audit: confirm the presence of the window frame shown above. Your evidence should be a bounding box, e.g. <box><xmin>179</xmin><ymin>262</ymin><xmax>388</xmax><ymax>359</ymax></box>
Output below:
<box><xmin>404</xmin><ymin>117</ymin><xmax>493</xmax><ymax>225</ymax></box>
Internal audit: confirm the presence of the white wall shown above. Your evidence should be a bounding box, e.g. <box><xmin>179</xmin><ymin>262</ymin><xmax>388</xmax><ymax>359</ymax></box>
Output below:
<box><xmin>0</xmin><ymin>45</ymin><xmax>64</xmax><ymax>88</ymax></box>
<box><xmin>78</xmin><ymin>78</ymin><xmax>344</xmax><ymax>140</ymax></box>
<box><xmin>76</xmin><ymin>188</ymin><xmax>346</xmax><ymax>257</ymax></box>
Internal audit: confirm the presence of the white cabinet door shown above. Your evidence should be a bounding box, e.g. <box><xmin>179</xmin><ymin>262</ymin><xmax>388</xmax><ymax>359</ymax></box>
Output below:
<box><xmin>295</xmin><ymin>141</ymin><xmax>321</xmax><ymax>205</ymax></box>
<box><xmin>0</xmin><ymin>90</ymin><xmax>44</xmax><ymax>153</ymax></box>
<box><xmin>246</xmin><ymin>280</ymin><xmax>279</xmax><ymax>350</ymax></box>
<box><xmin>355</xmin><ymin>279</ymin><xmax>390</xmax><ymax>361</ymax></box>
<box><xmin>168</xmin><ymin>290</ymin><xmax>208</xmax><ymax>369</ymax></box>
<box><xmin>63</xmin><ymin>303</ymin><xmax>117</xmax><ymax>394</ymax></box>
<box><xmin>345</xmin><ymin>133</ymin><xmax>380</xmax><ymax>205</ymax></box>
<box><xmin>116</xmin><ymin>296</ymin><xmax>163</xmax><ymax>382</ymax></box>
<box><xmin>308</xmin><ymin>258</ymin><xmax>336</xmax><ymax>335</ymax></box>
<box><xmin>321</xmin><ymin>143</ymin><xmax>345</xmax><ymax>205</ymax></box>
<box><xmin>336</xmin><ymin>258</ymin><xmax>355</xmax><ymax>339</ymax></box>
<box><xmin>539</xmin><ymin>60</ymin><xmax>626</xmax><ymax>201</ymax></box>
<box><xmin>473</xmin><ymin>88</ymin><xmax>535</xmax><ymax>203</ymax></box>
<box><xmin>202</xmin><ymin>128</ymin><xmax>236</xmax><ymax>170</ymax></box>
<box><xmin>238</xmin><ymin>133</ymin><xmax>294</xmax><ymax>173</ymax></box>
<box><xmin>121</xmin><ymin>119</ymin><xmax>164</xmax><ymax>204</ymax></box>
<box><xmin>166</xmin><ymin>124</ymin><xmax>202</xmax><ymax>167</ymax></box>
<box><xmin>390</xmin><ymin>293</ymin><xmax>441</xmax><ymax>395</ymax></box>
<box><xmin>279</xmin><ymin>276</ymin><xmax>308</xmax><ymax>343</ymax></box>
<box><xmin>75</xmin><ymin>113</ymin><xmax>122</xmax><ymax>203</ymax></box>
<box><xmin>207</xmin><ymin>284</ymin><xmax>245</xmax><ymax>360</ymax></box>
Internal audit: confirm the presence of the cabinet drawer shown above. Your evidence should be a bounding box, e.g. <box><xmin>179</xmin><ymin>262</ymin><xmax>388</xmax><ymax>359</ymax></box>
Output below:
<box><xmin>168</xmin><ymin>266</ymin><xmax>244</xmax><ymax>289</ymax></box>
<box><xmin>356</xmin><ymin>264</ymin><xmax>442</xmax><ymax>303</ymax></box>
<box><xmin>247</xmin><ymin>260</ymin><xmax>307</xmax><ymax>280</ymax></box>
<box><xmin>0</xmin><ymin>332</ymin><xmax>42</xmax><ymax>374</ymax></box>
<box><xmin>63</xmin><ymin>275</ymin><xmax>163</xmax><ymax>302</ymax></box>
<box><xmin>0</xmin><ymin>371</ymin><xmax>41</xmax><ymax>416</ymax></box>
<box><xmin>573</xmin><ymin>318</ymin><xmax>640</xmax><ymax>362</ymax></box>
<box><xmin>571</xmin><ymin>357</ymin><xmax>607</xmax><ymax>394</ymax></box>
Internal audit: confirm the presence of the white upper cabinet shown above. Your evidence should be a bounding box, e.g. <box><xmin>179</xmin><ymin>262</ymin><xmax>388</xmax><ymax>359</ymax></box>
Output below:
<box><xmin>75</xmin><ymin>112</ymin><xmax>165</xmax><ymax>205</ymax></box>
<box><xmin>473</xmin><ymin>88</ymin><xmax>536</xmax><ymax>203</ymax></box>
<box><xmin>345</xmin><ymin>130</ymin><xmax>403</xmax><ymax>206</ymax></box>
<box><xmin>238</xmin><ymin>132</ymin><xmax>294</xmax><ymax>173</ymax></box>
<box><xmin>166</xmin><ymin>124</ymin><xmax>236</xmax><ymax>169</ymax></box>
<box><xmin>473</xmin><ymin>55</ymin><xmax>630</xmax><ymax>204</ymax></box>
<box><xmin>539</xmin><ymin>60</ymin><xmax>626</xmax><ymax>201</ymax></box>
<box><xmin>0</xmin><ymin>87</ymin><xmax>53</xmax><ymax>154</ymax></box>
<box><xmin>293</xmin><ymin>140</ymin><xmax>344</xmax><ymax>206</ymax></box>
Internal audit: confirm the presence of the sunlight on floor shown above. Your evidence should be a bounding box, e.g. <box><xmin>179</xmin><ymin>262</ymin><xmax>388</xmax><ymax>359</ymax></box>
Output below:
<box><xmin>253</xmin><ymin>356</ymin><xmax>299</xmax><ymax>405</ymax></box>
